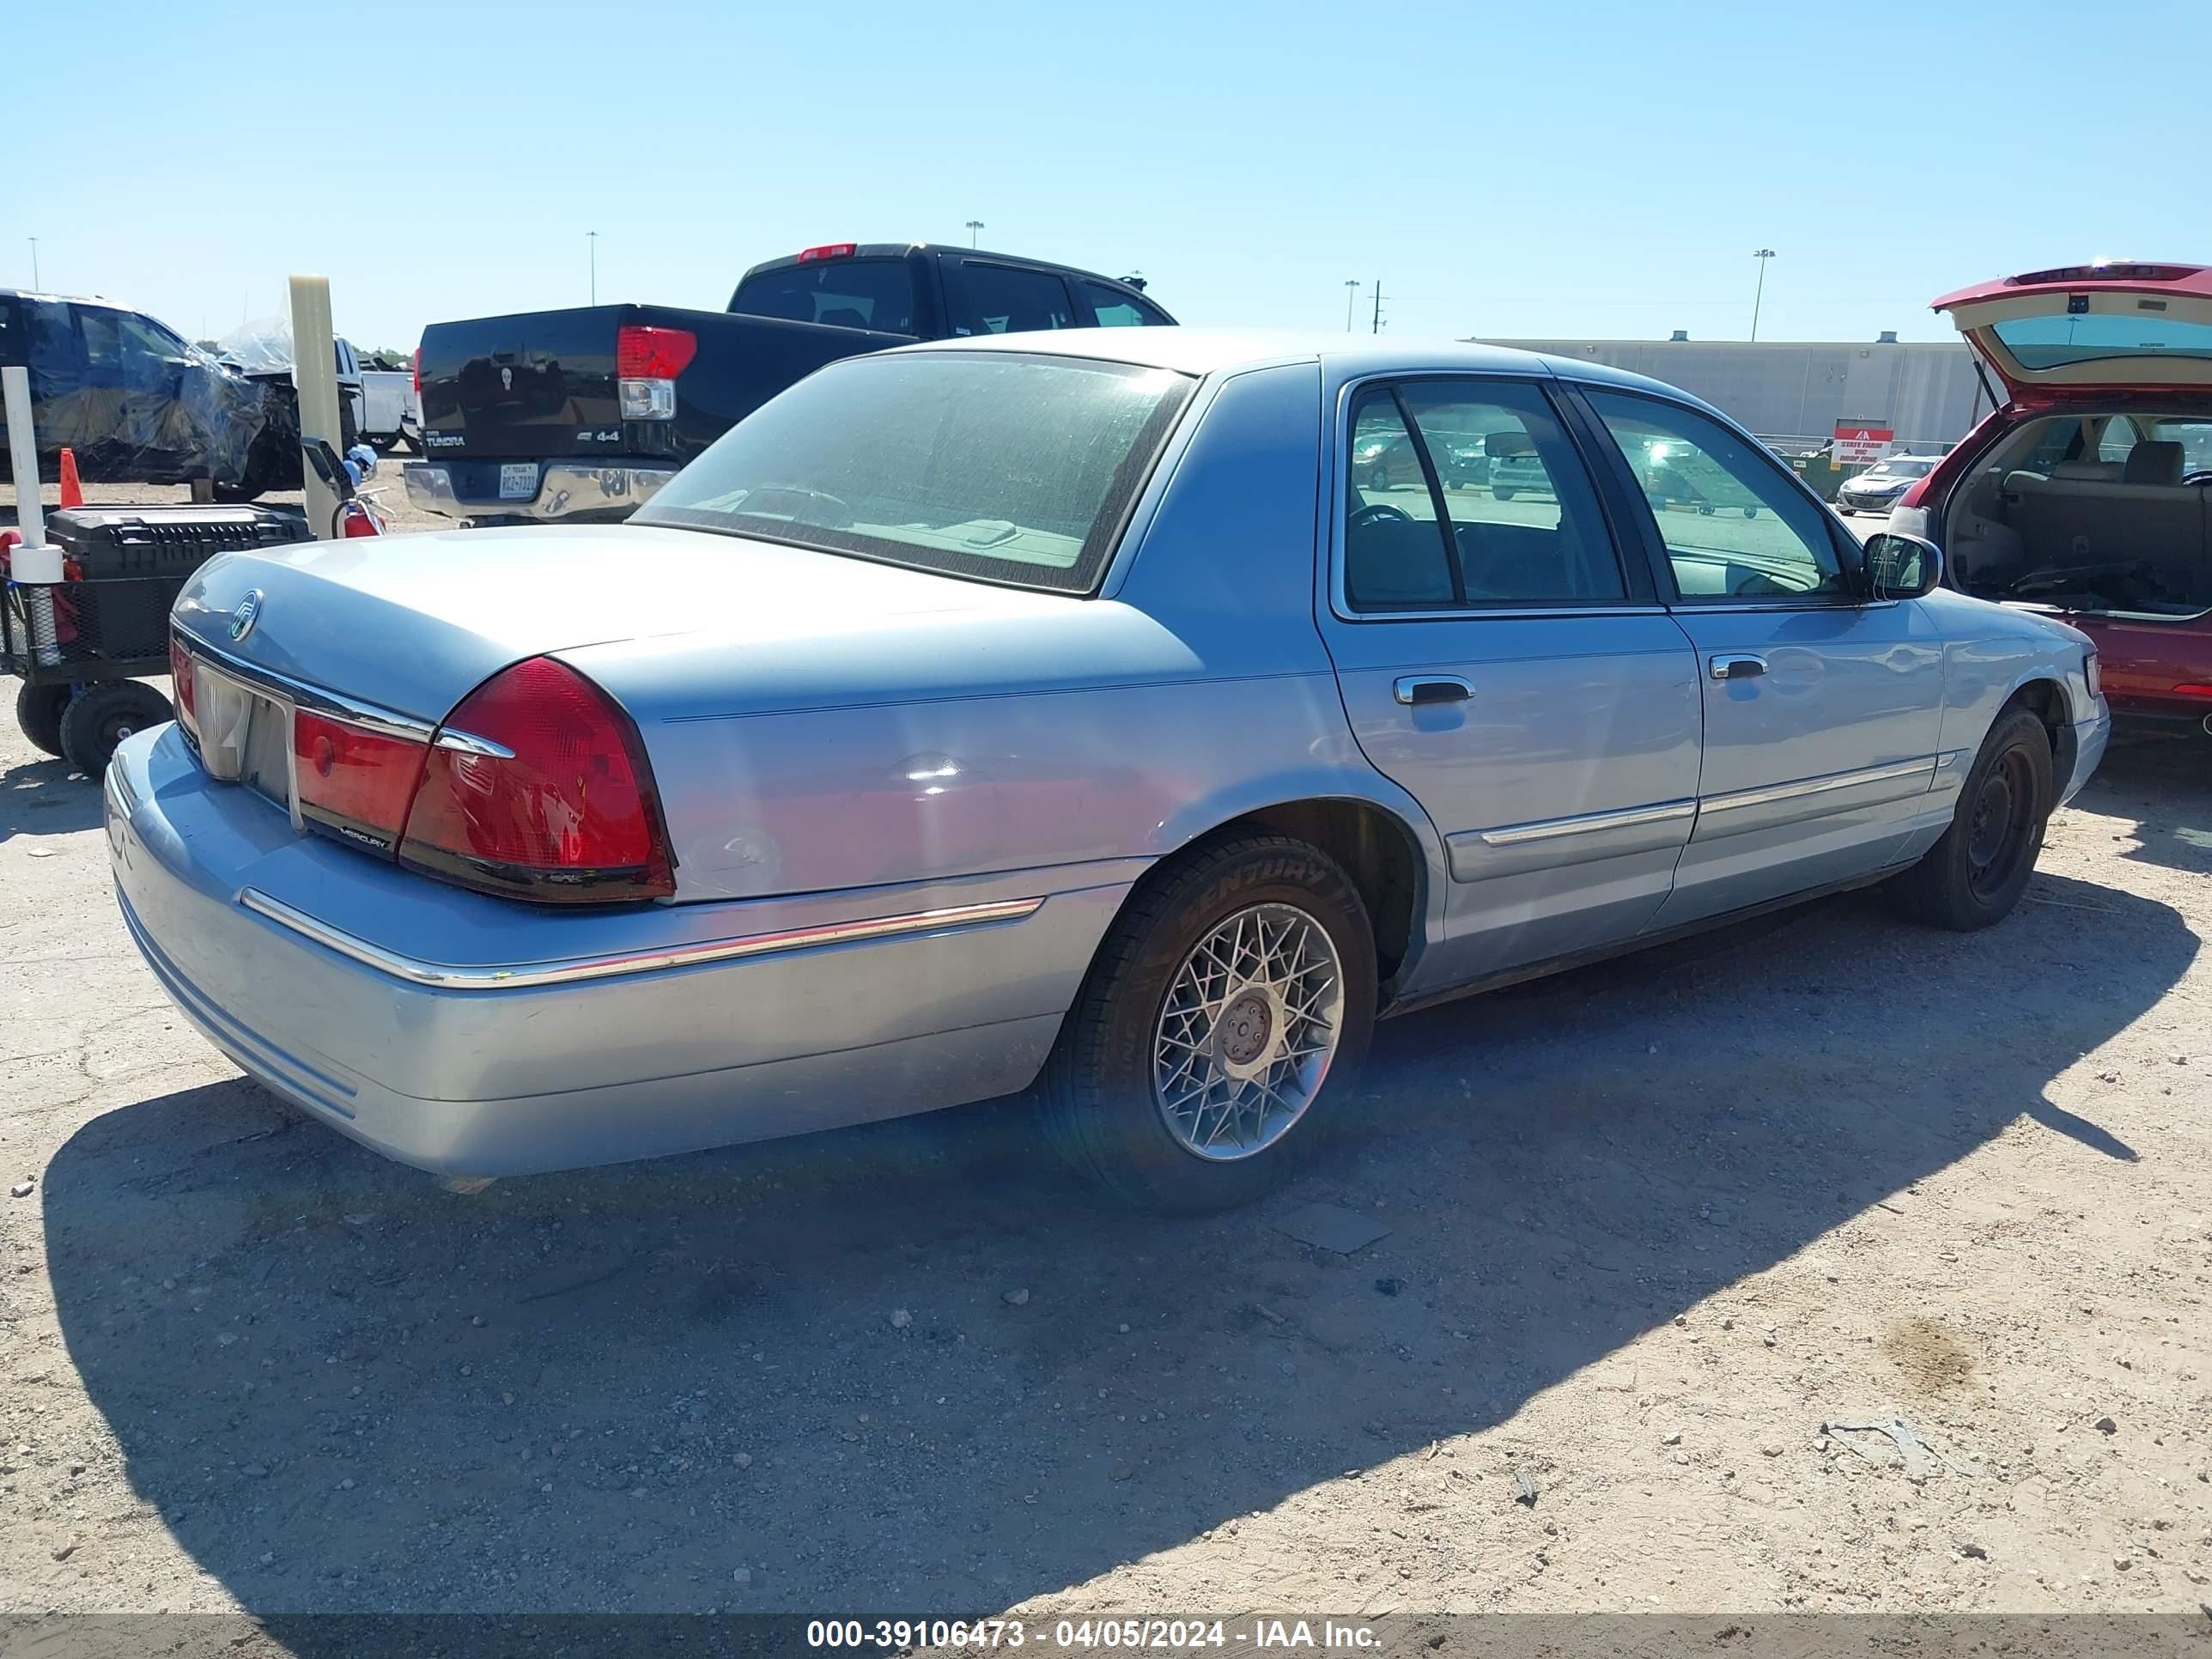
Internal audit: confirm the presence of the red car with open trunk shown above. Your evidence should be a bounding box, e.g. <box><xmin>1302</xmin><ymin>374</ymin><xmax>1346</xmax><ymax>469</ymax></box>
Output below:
<box><xmin>1893</xmin><ymin>262</ymin><xmax>2212</xmax><ymax>734</ymax></box>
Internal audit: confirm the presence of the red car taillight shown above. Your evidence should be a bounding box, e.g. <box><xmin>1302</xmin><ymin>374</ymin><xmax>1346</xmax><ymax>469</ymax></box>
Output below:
<box><xmin>410</xmin><ymin>346</ymin><xmax>422</xmax><ymax>398</ymax></box>
<box><xmin>293</xmin><ymin>711</ymin><xmax>429</xmax><ymax>852</ymax></box>
<box><xmin>169</xmin><ymin>632</ymin><xmax>198</xmax><ymax>739</ymax></box>
<box><xmin>616</xmin><ymin>325</ymin><xmax>696</xmax><ymax>422</ymax></box>
<box><xmin>396</xmin><ymin>656</ymin><xmax>675</xmax><ymax>904</ymax></box>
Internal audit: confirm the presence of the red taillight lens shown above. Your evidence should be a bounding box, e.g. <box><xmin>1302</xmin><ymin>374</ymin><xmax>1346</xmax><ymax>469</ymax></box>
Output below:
<box><xmin>293</xmin><ymin>711</ymin><xmax>429</xmax><ymax>851</ymax></box>
<box><xmin>169</xmin><ymin>633</ymin><xmax>198</xmax><ymax>738</ymax></box>
<box><xmin>410</xmin><ymin>346</ymin><xmax>421</xmax><ymax>396</ymax></box>
<box><xmin>397</xmin><ymin>657</ymin><xmax>674</xmax><ymax>903</ymax></box>
<box><xmin>2172</xmin><ymin>684</ymin><xmax>2212</xmax><ymax>701</ymax></box>
<box><xmin>796</xmin><ymin>243</ymin><xmax>856</xmax><ymax>263</ymax></box>
<box><xmin>615</xmin><ymin>325</ymin><xmax>697</xmax><ymax>380</ymax></box>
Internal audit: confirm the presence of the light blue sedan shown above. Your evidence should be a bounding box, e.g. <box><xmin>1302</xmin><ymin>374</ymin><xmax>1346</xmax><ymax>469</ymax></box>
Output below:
<box><xmin>109</xmin><ymin>331</ymin><xmax>2109</xmax><ymax>1212</ymax></box>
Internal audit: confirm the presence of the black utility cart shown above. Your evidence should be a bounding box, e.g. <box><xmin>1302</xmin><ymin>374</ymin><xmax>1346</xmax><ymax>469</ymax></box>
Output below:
<box><xmin>4</xmin><ymin>504</ymin><xmax>312</xmax><ymax>774</ymax></box>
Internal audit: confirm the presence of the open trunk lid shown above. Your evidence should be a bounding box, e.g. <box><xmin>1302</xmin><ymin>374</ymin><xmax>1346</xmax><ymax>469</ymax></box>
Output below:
<box><xmin>1933</xmin><ymin>262</ymin><xmax>2212</xmax><ymax>399</ymax></box>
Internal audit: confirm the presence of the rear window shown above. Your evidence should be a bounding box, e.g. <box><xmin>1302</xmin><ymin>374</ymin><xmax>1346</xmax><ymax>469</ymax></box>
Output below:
<box><xmin>636</xmin><ymin>351</ymin><xmax>1196</xmax><ymax>594</ymax></box>
<box><xmin>730</xmin><ymin>259</ymin><xmax>916</xmax><ymax>334</ymax></box>
<box><xmin>1992</xmin><ymin>313</ymin><xmax>2212</xmax><ymax>368</ymax></box>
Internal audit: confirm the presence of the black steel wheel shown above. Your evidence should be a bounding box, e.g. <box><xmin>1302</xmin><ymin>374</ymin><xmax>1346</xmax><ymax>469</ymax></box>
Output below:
<box><xmin>15</xmin><ymin>682</ymin><xmax>70</xmax><ymax>757</ymax></box>
<box><xmin>1890</xmin><ymin>707</ymin><xmax>2053</xmax><ymax>931</ymax></box>
<box><xmin>58</xmin><ymin>682</ymin><xmax>173</xmax><ymax>776</ymax></box>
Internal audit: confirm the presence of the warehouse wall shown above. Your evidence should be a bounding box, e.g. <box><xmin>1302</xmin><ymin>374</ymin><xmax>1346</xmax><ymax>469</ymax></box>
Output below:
<box><xmin>1483</xmin><ymin>338</ymin><xmax>1990</xmax><ymax>450</ymax></box>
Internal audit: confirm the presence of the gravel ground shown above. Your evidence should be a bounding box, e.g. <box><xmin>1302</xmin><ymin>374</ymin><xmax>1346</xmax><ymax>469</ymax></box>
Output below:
<box><xmin>1</xmin><ymin>483</ymin><xmax>2209</xmax><ymax>1621</ymax></box>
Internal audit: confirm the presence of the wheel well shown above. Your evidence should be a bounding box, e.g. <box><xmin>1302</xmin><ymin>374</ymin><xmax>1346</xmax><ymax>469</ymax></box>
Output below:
<box><xmin>2000</xmin><ymin>678</ymin><xmax>2073</xmax><ymax>781</ymax></box>
<box><xmin>1200</xmin><ymin>799</ymin><xmax>1423</xmax><ymax>984</ymax></box>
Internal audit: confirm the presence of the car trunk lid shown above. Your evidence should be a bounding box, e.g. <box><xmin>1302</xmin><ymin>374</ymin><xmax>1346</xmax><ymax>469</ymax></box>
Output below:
<box><xmin>170</xmin><ymin>523</ymin><xmax>1050</xmax><ymax>725</ymax></box>
<box><xmin>1933</xmin><ymin>263</ymin><xmax>2212</xmax><ymax>401</ymax></box>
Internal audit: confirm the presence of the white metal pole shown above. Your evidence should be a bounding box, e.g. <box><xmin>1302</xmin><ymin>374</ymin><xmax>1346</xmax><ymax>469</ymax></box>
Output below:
<box><xmin>289</xmin><ymin>276</ymin><xmax>343</xmax><ymax>539</ymax></box>
<box><xmin>3</xmin><ymin>364</ymin><xmax>62</xmax><ymax>663</ymax></box>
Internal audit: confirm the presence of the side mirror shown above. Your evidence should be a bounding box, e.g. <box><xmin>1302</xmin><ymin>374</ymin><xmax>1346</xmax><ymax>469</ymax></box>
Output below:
<box><xmin>1862</xmin><ymin>532</ymin><xmax>1942</xmax><ymax>600</ymax></box>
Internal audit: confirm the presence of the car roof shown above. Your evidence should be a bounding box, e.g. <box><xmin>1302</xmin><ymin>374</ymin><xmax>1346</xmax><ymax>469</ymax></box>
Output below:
<box><xmin>884</xmin><ymin>325</ymin><xmax>1705</xmax><ymax>400</ymax></box>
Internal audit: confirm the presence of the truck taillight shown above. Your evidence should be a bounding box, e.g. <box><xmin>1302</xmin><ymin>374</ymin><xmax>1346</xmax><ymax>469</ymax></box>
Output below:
<box><xmin>396</xmin><ymin>657</ymin><xmax>675</xmax><ymax>904</ymax></box>
<box><xmin>617</xmin><ymin>325</ymin><xmax>695</xmax><ymax>421</ymax></box>
<box><xmin>169</xmin><ymin>633</ymin><xmax>198</xmax><ymax>739</ymax></box>
<box><xmin>797</xmin><ymin>243</ymin><xmax>856</xmax><ymax>263</ymax></box>
<box><xmin>293</xmin><ymin>711</ymin><xmax>429</xmax><ymax>852</ymax></box>
<box><xmin>410</xmin><ymin>346</ymin><xmax>421</xmax><ymax>397</ymax></box>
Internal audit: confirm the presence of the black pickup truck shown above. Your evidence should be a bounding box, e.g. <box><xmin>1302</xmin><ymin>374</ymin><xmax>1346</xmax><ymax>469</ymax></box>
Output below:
<box><xmin>403</xmin><ymin>242</ymin><xmax>1174</xmax><ymax>525</ymax></box>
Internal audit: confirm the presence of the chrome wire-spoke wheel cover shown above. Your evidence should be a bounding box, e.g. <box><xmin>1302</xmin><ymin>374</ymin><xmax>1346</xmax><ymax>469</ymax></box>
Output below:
<box><xmin>1152</xmin><ymin>902</ymin><xmax>1346</xmax><ymax>1161</ymax></box>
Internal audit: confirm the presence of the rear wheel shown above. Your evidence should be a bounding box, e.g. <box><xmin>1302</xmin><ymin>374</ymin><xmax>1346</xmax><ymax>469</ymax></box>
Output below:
<box><xmin>1890</xmin><ymin>707</ymin><xmax>2053</xmax><ymax>931</ymax></box>
<box><xmin>58</xmin><ymin>682</ymin><xmax>173</xmax><ymax>776</ymax></box>
<box><xmin>1492</xmin><ymin>487</ymin><xmax>1515</xmax><ymax>501</ymax></box>
<box><xmin>1039</xmin><ymin>834</ymin><xmax>1376</xmax><ymax>1212</ymax></box>
<box><xmin>15</xmin><ymin>682</ymin><xmax>70</xmax><ymax>757</ymax></box>
<box><xmin>1368</xmin><ymin>465</ymin><xmax>1390</xmax><ymax>491</ymax></box>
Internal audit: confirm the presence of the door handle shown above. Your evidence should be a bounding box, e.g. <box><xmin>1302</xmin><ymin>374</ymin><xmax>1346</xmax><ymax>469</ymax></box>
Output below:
<box><xmin>1394</xmin><ymin>675</ymin><xmax>1474</xmax><ymax>706</ymax></box>
<box><xmin>1708</xmin><ymin>653</ymin><xmax>1768</xmax><ymax>681</ymax></box>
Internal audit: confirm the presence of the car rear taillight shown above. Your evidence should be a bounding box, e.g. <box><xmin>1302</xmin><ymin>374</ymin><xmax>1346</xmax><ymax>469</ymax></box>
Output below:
<box><xmin>797</xmin><ymin>243</ymin><xmax>856</xmax><ymax>263</ymax></box>
<box><xmin>410</xmin><ymin>346</ymin><xmax>421</xmax><ymax>397</ymax></box>
<box><xmin>169</xmin><ymin>632</ymin><xmax>198</xmax><ymax>740</ymax></box>
<box><xmin>396</xmin><ymin>656</ymin><xmax>674</xmax><ymax>903</ymax></box>
<box><xmin>293</xmin><ymin>711</ymin><xmax>429</xmax><ymax>852</ymax></box>
<box><xmin>2173</xmin><ymin>684</ymin><xmax>2212</xmax><ymax>701</ymax></box>
<box><xmin>617</xmin><ymin>325</ymin><xmax>696</xmax><ymax>421</ymax></box>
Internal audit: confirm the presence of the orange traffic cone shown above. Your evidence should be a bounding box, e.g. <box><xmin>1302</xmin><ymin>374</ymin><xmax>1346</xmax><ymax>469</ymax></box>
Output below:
<box><xmin>58</xmin><ymin>447</ymin><xmax>83</xmax><ymax>509</ymax></box>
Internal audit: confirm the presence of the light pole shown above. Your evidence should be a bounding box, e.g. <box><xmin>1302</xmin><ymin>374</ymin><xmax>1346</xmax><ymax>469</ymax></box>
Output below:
<box><xmin>27</xmin><ymin>237</ymin><xmax>38</xmax><ymax>289</ymax></box>
<box><xmin>588</xmin><ymin>231</ymin><xmax>599</xmax><ymax>306</ymax></box>
<box><xmin>1750</xmin><ymin>248</ymin><xmax>1775</xmax><ymax>343</ymax></box>
<box><xmin>1344</xmin><ymin>279</ymin><xmax>1360</xmax><ymax>331</ymax></box>
<box><xmin>965</xmin><ymin>220</ymin><xmax>984</xmax><ymax>248</ymax></box>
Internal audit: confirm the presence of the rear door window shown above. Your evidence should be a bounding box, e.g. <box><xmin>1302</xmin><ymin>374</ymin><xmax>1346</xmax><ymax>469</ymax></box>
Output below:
<box><xmin>946</xmin><ymin>263</ymin><xmax>1079</xmax><ymax>337</ymax></box>
<box><xmin>730</xmin><ymin>259</ymin><xmax>917</xmax><ymax>333</ymax></box>
<box><xmin>1342</xmin><ymin>380</ymin><xmax>1626</xmax><ymax>611</ymax></box>
<box><xmin>1079</xmin><ymin>281</ymin><xmax>1171</xmax><ymax>328</ymax></box>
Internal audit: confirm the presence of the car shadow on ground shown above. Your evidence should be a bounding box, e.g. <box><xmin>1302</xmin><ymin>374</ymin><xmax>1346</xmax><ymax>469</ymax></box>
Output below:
<box><xmin>2078</xmin><ymin>732</ymin><xmax>2212</xmax><ymax>878</ymax></box>
<box><xmin>0</xmin><ymin>755</ymin><xmax>100</xmax><ymax>841</ymax></box>
<box><xmin>40</xmin><ymin>867</ymin><xmax>2195</xmax><ymax>1624</ymax></box>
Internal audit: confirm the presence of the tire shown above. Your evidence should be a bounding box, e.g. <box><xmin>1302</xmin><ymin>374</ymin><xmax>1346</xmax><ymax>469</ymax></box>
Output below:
<box><xmin>1492</xmin><ymin>487</ymin><xmax>1515</xmax><ymax>501</ymax></box>
<box><xmin>1889</xmin><ymin>707</ymin><xmax>2053</xmax><ymax>931</ymax></box>
<box><xmin>1744</xmin><ymin>506</ymin><xmax>1760</xmax><ymax>520</ymax></box>
<box><xmin>1837</xmin><ymin>506</ymin><xmax>1854</xmax><ymax>517</ymax></box>
<box><xmin>15</xmin><ymin>682</ymin><xmax>70</xmax><ymax>757</ymax></box>
<box><xmin>58</xmin><ymin>682</ymin><xmax>173</xmax><ymax>776</ymax></box>
<box><xmin>1369</xmin><ymin>465</ymin><xmax>1390</xmax><ymax>491</ymax></box>
<box><xmin>1039</xmin><ymin>834</ymin><xmax>1377</xmax><ymax>1213</ymax></box>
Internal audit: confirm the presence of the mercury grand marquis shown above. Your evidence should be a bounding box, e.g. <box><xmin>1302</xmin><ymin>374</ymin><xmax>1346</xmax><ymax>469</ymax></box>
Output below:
<box><xmin>107</xmin><ymin>330</ymin><xmax>2110</xmax><ymax>1212</ymax></box>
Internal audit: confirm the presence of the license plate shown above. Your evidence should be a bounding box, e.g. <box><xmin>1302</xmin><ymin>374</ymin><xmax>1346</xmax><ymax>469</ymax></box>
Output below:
<box><xmin>499</xmin><ymin>462</ymin><xmax>538</xmax><ymax>501</ymax></box>
<box><xmin>191</xmin><ymin>664</ymin><xmax>293</xmax><ymax>811</ymax></box>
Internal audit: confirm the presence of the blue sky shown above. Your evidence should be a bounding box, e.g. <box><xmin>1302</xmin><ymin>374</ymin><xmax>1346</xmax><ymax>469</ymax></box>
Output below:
<box><xmin>9</xmin><ymin>0</ymin><xmax>2206</xmax><ymax>351</ymax></box>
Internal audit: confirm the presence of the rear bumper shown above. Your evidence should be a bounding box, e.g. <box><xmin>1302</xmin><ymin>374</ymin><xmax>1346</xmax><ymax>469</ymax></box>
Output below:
<box><xmin>106</xmin><ymin>726</ymin><xmax>1129</xmax><ymax>1177</ymax></box>
<box><xmin>403</xmin><ymin>459</ymin><xmax>678</xmax><ymax>523</ymax></box>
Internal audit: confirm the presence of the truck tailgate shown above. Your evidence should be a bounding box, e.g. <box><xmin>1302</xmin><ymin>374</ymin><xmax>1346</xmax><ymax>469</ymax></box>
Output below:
<box><xmin>416</xmin><ymin>306</ymin><xmax>629</xmax><ymax>461</ymax></box>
